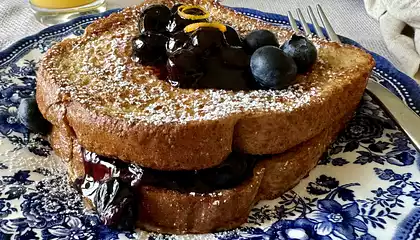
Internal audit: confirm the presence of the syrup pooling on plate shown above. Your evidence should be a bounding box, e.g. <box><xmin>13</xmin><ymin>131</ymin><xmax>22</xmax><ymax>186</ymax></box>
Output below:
<box><xmin>75</xmin><ymin>148</ymin><xmax>261</xmax><ymax>229</ymax></box>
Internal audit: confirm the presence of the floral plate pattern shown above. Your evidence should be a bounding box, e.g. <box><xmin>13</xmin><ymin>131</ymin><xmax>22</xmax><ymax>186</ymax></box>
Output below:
<box><xmin>0</xmin><ymin>7</ymin><xmax>420</xmax><ymax>240</ymax></box>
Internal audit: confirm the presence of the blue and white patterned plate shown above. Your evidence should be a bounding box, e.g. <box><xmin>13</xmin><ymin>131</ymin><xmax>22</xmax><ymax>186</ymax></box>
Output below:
<box><xmin>1</xmin><ymin>7</ymin><xmax>420</xmax><ymax>240</ymax></box>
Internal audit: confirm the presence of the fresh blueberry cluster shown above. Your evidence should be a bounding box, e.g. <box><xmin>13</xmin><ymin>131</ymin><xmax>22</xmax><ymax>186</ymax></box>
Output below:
<box><xmin>133</xmin><ymin>4</ymin><xmax>318</xmax><ymax>90</ymax></box>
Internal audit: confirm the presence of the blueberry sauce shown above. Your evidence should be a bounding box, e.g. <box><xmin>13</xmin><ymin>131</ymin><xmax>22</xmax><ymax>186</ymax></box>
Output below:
<box><xmin>74</xmin><ymin>149</ymin><xmax>263</xmax><ymax>230</ymax></box>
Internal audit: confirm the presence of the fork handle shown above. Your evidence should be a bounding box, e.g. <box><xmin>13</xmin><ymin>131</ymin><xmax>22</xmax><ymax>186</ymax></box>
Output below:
<box><xmin>366</xmin><ymin>80</ymin><xmax>420</xmax><ymax>151</ymax></box>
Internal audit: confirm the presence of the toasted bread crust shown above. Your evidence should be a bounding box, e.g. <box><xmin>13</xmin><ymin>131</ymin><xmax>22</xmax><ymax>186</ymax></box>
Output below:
<box><xmin>36</xmin><ymin>0</ymin><xmax>374</xmax><ymax>171</ymax></box>
<box><xmin>51</xmin><ymin>111</ymin><xmax>351</xmax><ymax>234</ymax></box>
<box><xmin>137</xmin><ymin>112</ymin><xmax>351</xmax><ymax>234</ymax></box>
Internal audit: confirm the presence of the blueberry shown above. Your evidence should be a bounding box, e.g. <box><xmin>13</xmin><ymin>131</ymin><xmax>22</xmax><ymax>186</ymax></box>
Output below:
<box><xmin>224</xmin><ymin>25</ymin><xmax>242</xmax><ymax>47</ymax></box>
<box><xmin>94</xmin><ymin>177</ymin><xmax>136</xmax><ymax>230</ymax></box>
<box><xmin>132</xmin><ymin>32</ymin><xmax>168</xmax><ymax>65</ymax></box>
<box><xmin>281</xmin><ymin>35</ymin><xmax>317</xmax><ymax>73</ymax></box>
<box><xmin>17</xmin><ymin>98</ymin><xmax>51</xmax><ymax>135</ymax></box>
<box><xmin>197</xmin><ymin>57</ymin><xmax>252</xmax><ymax>90</ymax></box>
<box><xmin>250</xmin><ymin>46</ymin><xmax>297</xmax><ymax>90</ymax></box>
<box><xmin>191</xmin><ymin>27</ymin><xmax>227</xmax><ymax>55</ymax></box>
<box><xmin>80</xmin><ymin>150</ymin><xmax>144</xmax><ymax>230</ymax></box>
<box><xmin>220</xmin><ymin>47</ymin><xmax>249</xmax><ymax>68</ymax></box>
<box><xmin>166</xmin><ymin>15</ymin><xmax>193</xmax><ymax>33</ymax></box>
<box><xmin>140</xmin><ymin>5</ymin><xmax>171</xmax><ymax>33</ymax></box>
<box><xmin>167</xmin><ymin>49</ymin><xmax>203</xmax><ymax>88</ymax></box>
<box><xmin>166</xmin><ymin>31</ymin><xmax>191</xmax><ymax>55</ymax></box>
<box><xmin>199</xmin><ymin>153</ymin><xmax>255</xmax><ymax>189</ymax></box>
<box><xmin>243</xmin><ymin>29</ymin><xmax>279</xmax><ymax>54</ymax></box>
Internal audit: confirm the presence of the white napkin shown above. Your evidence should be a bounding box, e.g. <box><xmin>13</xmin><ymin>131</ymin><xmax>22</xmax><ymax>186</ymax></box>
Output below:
<box><xmin>364</xmin><ymin>0</ymin><xmax>420</xmax><ymax>78</ymax></box>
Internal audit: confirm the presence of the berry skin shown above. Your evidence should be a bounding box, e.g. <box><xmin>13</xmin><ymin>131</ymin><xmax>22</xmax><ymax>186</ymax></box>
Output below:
<box><xmin>190</xmin><ymin>27</ymin><xmax>227</xmax><ymax>55</ymax></box>
<box><xmin>166</xmin><ymin>31</ymin><xmax>191</xmax><ymax>55</ymax></box>
<box><xmin>281</xmin><ymin>35</ymin><xmax>317</xmax><ymax>73</ymax></box>
<box><xmin>17</xmin><ymin>98</ymin><xmax>51</xmax><ymax>135</ymax></box>
<box><xmin>132</xmin><ymin>32</ymin><xmax>168</xmax><ymax>65</ymax></box>
<box><xmin>166</xmin><ymin>49</ymin><xmax>203</xmax><ymax>88</ymax></box>
<box><xmin>166</xmin><ymin>6</ymin><xmax>208</xmax><ymax>33</ymax></box>
<box><xmin>224</xmin><ymin>25</ymin><xmax>242</xmax><ymax>47</ymax></box>
<box><xmin>243</xmin><ymin>29</ymin><xmax>279</xmax><ymax>54</ymax></box>
<box><xmin>250</xmin><ymin>46</ymin><xmax>297</xmax><ymax>90</ymax></box>
<box><xmin>140</xmin><ymin>5</ymin><xmax>171</xmax><ymax>33</ymax></box>
<box><xmin>220</xmin><ymin>46</ymin><xmax>250</xmax><ymax>68</ymax></box>
<box><xmin>94</xmin><ymin>177</ymin><xmax>136</xmax><ymax>230</ymax></box>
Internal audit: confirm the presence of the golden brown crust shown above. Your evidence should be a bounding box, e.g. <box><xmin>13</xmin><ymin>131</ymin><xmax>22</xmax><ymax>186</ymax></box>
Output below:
<box><xmin>50</xmin><ymin>125</ymin><xmax>85</xmax><ymax>182</ymax></box>
<box><xmin>141</xmin><ymin>112</ymin><xmax>352</xmax><ymax>234</ymax></box>
<box><xmin>52</xmin><ymin>111</ymin><xmax>351</xmax><ymax>234</ymax></box>
<box><xmin>137</xmin><ymin>165</ymin><xmax>265</xmax><ymax>234</ymax></box>
<box><xmin>257</xmin><ymin>112</ymin><xmax>353</xmax><ymax>200</ymax></box>
<box><xmin>36</xmin><ymin>0</ymin><xmax>374</xmax><ymax>171</ymax></box>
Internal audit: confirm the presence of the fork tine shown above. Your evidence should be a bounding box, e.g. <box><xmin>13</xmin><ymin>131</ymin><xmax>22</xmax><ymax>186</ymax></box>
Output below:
<box><xmin>307</xmin><ymin>6</ymin><xmax>325</xmax><ymax>39</ymax></box>
<box><xmin>287</xmin><ymin>11</ymin><xmax>299</xmax><ymax>33</ymax></box>
<box><xmin>316</xmin><ymin>4</ymin><xmax>341</xmax><ymax>43</ymax></box>
<box><xmin>296</xmin><ymin>8</ymin><xmax>311</xmax><ymax>36</ymax></box>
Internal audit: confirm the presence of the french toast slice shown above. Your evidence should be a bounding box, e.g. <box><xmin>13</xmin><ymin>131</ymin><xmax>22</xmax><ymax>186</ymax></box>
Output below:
<box><xmin>36</xmin><ymin>0</ymin><xmax>375</xmax><ymax>171</ymax></box>
<box><xmin>50</xmin><ymin>111</ymin><xmax>352</xmax><ymax>234</ymax></box>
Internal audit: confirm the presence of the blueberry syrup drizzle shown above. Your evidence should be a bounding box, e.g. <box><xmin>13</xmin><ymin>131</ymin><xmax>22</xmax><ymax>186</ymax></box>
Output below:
<box><xmin>74</xmin><ymin>149</ymin><xmax>263</xmax><ymax>230</ymax></box>
<box><xmin>134</xmin><ymin>4</ymin><xmax>257</xmax><ymax>90</ymax></box>
<box><xmin>75</xmin><ymin>150</ymin><xmax>143</xmax><ymax>230</ymax></box>
<box><xmin>135</xmin><ymin>3</ymin><xmax>317</xmax><ymax>91</ymax></box>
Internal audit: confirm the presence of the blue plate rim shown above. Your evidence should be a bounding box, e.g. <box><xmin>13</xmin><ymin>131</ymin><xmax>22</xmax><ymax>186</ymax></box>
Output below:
<box><xmin>0</xmin><ymin>6</ymin><xmax>419</xmax><ymax>113</ymax></box>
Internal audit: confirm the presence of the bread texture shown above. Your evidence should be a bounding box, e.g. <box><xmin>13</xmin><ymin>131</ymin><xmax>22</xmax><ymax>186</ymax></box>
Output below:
<box><xmin>50</xmin><ymin>111</ymin><xmax>352</xmax><ymax>234</ymax></box>
<box><xmin>137</xmin><ymin>114</ymin><xmax>351</xmax><ymax>234</ymax></box>
<box><xmin>36</xmin><ymin>0</ymin><xmax>375</xmax><ymax>171</ymax></box>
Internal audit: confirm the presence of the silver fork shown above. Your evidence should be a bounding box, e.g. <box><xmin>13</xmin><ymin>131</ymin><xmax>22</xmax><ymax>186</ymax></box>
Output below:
<box><xmin>287</xmin><ymin>5</ymin><xmax>420</xmax><ymax>151</ymax></box>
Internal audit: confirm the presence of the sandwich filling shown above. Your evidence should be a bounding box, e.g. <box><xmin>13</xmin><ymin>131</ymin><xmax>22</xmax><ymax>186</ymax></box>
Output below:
<box><xmin>74</xmin><ymin>149</ymin><xmax>263</xmax><ymax>230</ymax></box>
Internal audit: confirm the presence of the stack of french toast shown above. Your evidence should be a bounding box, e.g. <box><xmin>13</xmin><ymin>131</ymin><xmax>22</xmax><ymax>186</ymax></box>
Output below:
<box><xmin>33</xmin><ymin>0</ymin><xmax>374</xmax><ymax>234</ymax></box>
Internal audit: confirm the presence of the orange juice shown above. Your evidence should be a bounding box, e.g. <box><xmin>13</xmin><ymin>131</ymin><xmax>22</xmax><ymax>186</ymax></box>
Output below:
<box><xmin>30</xmin><ymin>0</ymin><xmax>96</xmax><ymax>9</ymax></box>
<box><xmin>30</xmin><ymin>0</ymin><xmax>106</xmax><ymax>25</ymax></box>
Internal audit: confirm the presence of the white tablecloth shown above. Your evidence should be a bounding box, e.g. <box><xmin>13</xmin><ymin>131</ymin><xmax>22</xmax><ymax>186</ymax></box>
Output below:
<box><xmin>0</xmin><ymin>0</ymin><xmax>400</xmax><ymax>70</ymax></box>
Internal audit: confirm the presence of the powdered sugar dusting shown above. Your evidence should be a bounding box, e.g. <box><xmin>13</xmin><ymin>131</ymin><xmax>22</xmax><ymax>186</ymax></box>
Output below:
<box><xmin>39</xmin><ymin>0</ymin><xmax>361</xmax><ymax>126</ymax></box>
<box><xmin>0</xmin><ymin>137</ymin><xmax>65</xmax><ymax>175</ymax></box>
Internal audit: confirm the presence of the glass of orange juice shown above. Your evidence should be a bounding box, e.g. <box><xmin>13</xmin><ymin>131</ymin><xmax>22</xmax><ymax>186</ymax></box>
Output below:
<box><xmin>30</xmin><ymin>0</ymin><xmax>107</xmax><ymax>25</ymax></box>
